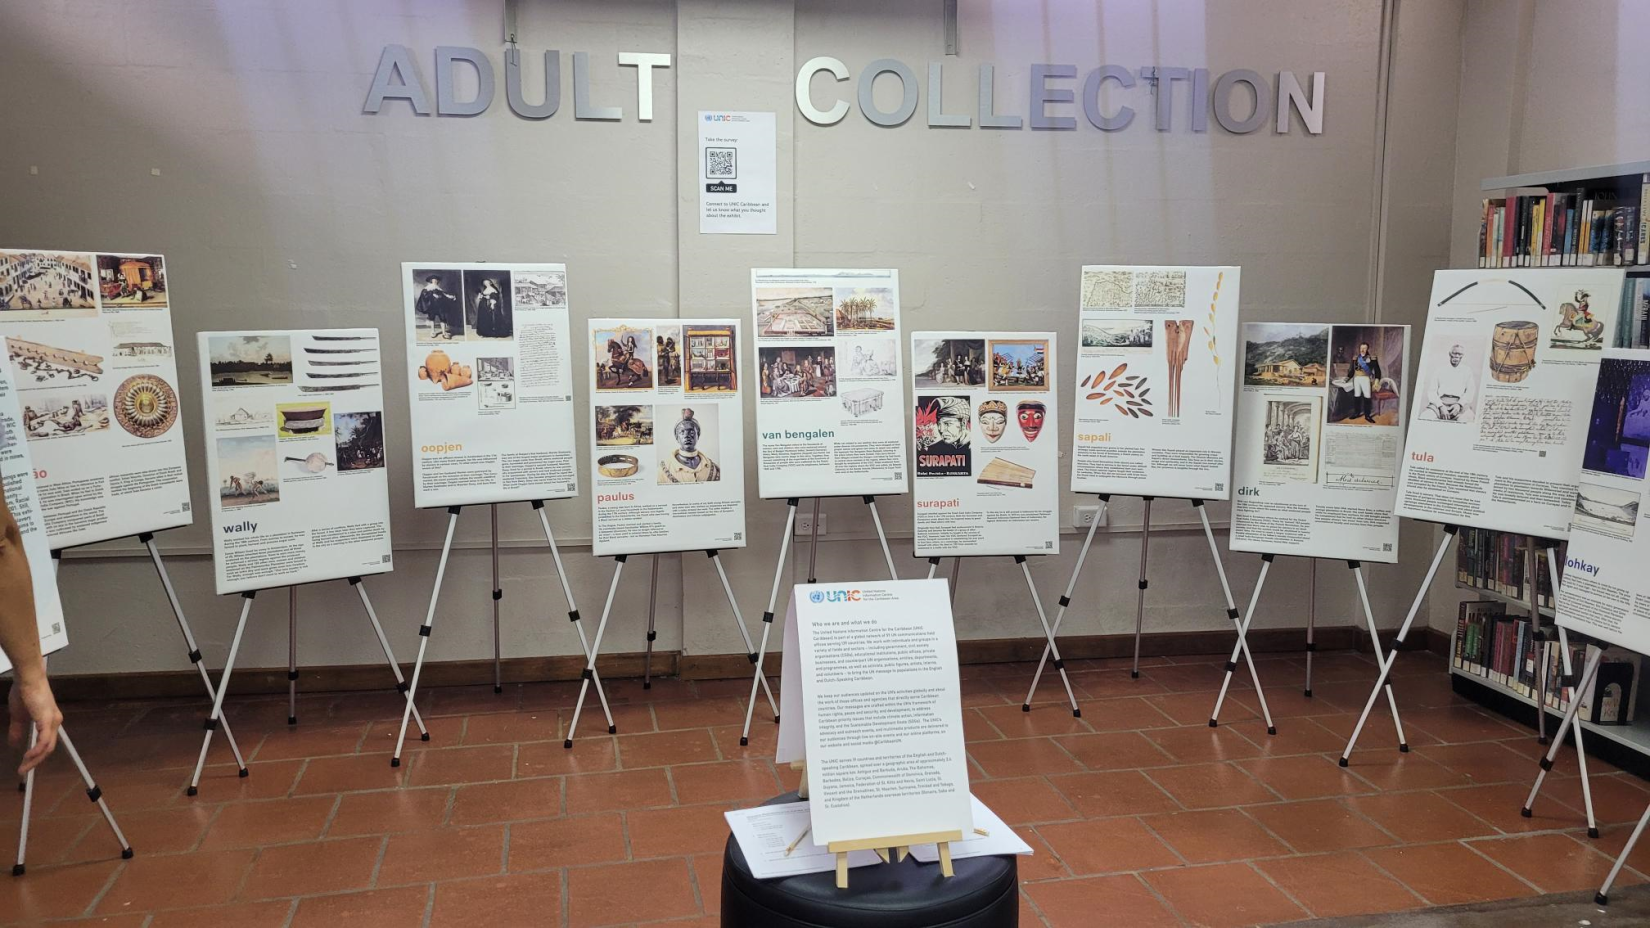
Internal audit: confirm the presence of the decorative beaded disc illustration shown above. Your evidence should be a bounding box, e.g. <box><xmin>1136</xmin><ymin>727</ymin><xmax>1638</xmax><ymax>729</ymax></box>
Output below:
<box><xmin>113</xmin><ymin>374</ymin><xmax>179</xmax><ymax>438</ymax></box>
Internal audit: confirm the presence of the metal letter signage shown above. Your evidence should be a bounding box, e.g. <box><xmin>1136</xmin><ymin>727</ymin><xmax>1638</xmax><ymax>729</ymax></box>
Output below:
<box><xmin>365</xmin><ymin>46</ymin><xmax>1325</xmax><ymax>136</ymax></box>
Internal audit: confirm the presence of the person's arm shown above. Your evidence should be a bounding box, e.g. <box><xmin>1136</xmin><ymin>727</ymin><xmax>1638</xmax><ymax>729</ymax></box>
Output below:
<box><xmin>0</xmin><ymin>490</ymin><xmax>60</xmax><ymax>775</ymax></box>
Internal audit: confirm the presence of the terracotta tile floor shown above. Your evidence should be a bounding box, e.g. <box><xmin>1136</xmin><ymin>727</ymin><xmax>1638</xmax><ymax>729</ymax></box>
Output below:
<box><xmin>3</xmin><ymin>649</ymin><xmax>1648</xmax><ymax>927</ymax></box>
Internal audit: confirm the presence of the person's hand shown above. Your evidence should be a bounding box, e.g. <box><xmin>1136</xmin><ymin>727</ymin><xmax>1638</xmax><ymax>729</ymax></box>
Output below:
<box><xmin>8</xmin><ymin>671</ymin><xmax>61</xmax><ymax>776</ymax></box>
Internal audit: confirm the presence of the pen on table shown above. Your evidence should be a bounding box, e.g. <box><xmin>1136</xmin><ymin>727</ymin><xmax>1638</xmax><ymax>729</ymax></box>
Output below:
<box><xmin>785</xmin><ymin>826</ymin><xmax>811</xmax><ymax>856</ymax></box>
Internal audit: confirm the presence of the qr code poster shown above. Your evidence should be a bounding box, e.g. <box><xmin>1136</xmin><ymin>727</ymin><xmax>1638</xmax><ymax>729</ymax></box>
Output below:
<box><xmin>699</xmin><ymin>111</ymin><xmax>776</xmax><ymax>235</ymax></box>
<box><xmin>706</xmin><ymin>147</ymin><xmax>737</xmax><ymax>180</ymax></box>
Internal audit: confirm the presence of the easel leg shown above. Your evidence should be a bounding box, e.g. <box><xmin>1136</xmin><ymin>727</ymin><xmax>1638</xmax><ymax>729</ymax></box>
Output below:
<box><xmin>949</xmin><ymin>557</ymin><xmax>961</xmax><ymax>604</ymax></box>
<box><xmin>351</xmin><ymin>578</ymin><xmax>427</xmax><ymax>739</ymax></box>
<box><xmin>1527</xmin><ymin>539</ymin><xmax>1547</xmax><ymax>744</ymax></box>
<box><xmin>807</xmin><ymin>498</ymin><xmax>822</xmax><ymax>583</ymax></box>
<box><xmin>863</xmin><ymin>496</ymin><xmax>898</xmax><ymax>579</ymax></box>
<box><xmin>142</xmin><ymin>534</ymin><xmax>246</xmax><ymax>775</ymax></box>
<box><xmin>1339</xmin><ymin>526</ymin><xmax>1457</xmax><ymax>765</ymax></box>
<box><xmin>1195</xmin><ymin>501</ymin><xmax>1274</xmax><ymax>733</ymax></box>
<box><xmin>392</xmin><ymin>506</ymin><xmax>461</xmax><ymax>767</ymax></box>
<box><xmin>532</xmin><ymin>502</ymin><xmax>612</xmax><ymax>727</ymax></box>
<box><xmin>1305</xmin><ymin>559</ymin><xmax>1317</xmax><ymax>697</ymax></box>
<box><xmin>742</xmin><ymin>500</ymin><xmax>798</xmax><ymax>746</ymax></box>
<box><xmin>1539</xmin><ymin>543</ymin><xmax>1597</xmax><ymax>836</ymax></box>
<box><xmin>1524</xmin><ymin>646</ymin><xmax>1605</xmax><ymax>821</ymax></box>
<box><xmin>643</xmin><ymin>554</ymin><xmax>659</xmax><ymax>689</ymax></box>
<box><xmin>1024</xmin><ymin>495</ymin><xmax>1107</xmax><ymax>707</ymax></box>
<box><xmin>1015</xmin><ymin>556</ymin><xmax>1080</xmax><ymax>717</ymax></box>
<box><xmin>1132</xmin><ymin>497</ymin><xmax>1153</xmax><ymax>679</ymax></box>
<box><xmin>567</xmin><ymin>555</ymin><xmax>626</xmax><ymax>747</ymax></box>
<box><xmin>710</xmin><ymin>551</ymin><xmax>778</xmax><ymax>721</ymax></box>
<box><xmin>491</xmin><ymin>503</ymin><xmax>502</xmax><ymax>694</ymax></box>
<box><xmin>1350</xmin><ymin>562</ymin><xmax>1408</xmax><ymax>750</ymax></box>
<box><xmin>190</xmin><ymin>592</ymin><xmax>255</xmax><ymax>795</ymax></box>
<box><xmin>287</xmin><ymin>586</ymin><xmax>298</xmax><ymax>725</ymax></box>
<box><xmin>56</xmin><ymin>729</ymin><xmax>131</xmax><ymax>860</ymax></box>
<box><xmin>13</xmin><ymin>726</ymin><xmax>35</xmax><ymax>874</ymax></box>
<box><xmin>926</xmin><ymin>556</ymin><xmax>939</xmax><ymax>580</ymax></box>
<box><xmin>1596</xmin><ymin>799</ymin><xmax>1650</xmax><ymax>906</ymax></box>
<box><xmin>1210</xmin><ymin>554</ymin><xmax>1271</xmax><ymax>727</ymax></box>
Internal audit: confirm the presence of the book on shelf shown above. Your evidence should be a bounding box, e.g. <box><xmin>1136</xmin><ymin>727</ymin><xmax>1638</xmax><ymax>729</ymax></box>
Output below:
<box><xmin>1621</xmin><ymin>276</ymin><xmax>1650</xmax><ymax>349</ymax></box>
<box><xmin>1541</xmin><ymin>642</ymin><xmax>1642</xmax><ymax>725</ymax></box>
<box><xmin>1454</xmin><ymin>527</ymin><xmax>1562</xmax><ymax>608</ymax></box>
<box><xmin>1477</xmin><ymin>180</ymin><xmax>1646</xmax><ymax>269</ymax></box>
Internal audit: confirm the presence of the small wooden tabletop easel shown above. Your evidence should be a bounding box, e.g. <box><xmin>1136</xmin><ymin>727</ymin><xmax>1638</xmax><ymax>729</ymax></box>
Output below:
<box><xmin>791</xmin><ymin>761</ymin><xmax>962</xmax><ymax>888</ymax></box>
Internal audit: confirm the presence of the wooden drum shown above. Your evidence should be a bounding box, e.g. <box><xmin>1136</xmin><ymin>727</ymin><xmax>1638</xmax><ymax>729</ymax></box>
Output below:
<box><xmin>1489</xmin><ymin>321</ymin><xmax>1538</xmax><ymax>383</ymax></box>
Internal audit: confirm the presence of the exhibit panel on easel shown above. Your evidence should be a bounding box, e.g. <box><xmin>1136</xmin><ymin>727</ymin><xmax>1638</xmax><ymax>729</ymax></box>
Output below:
<box><xmin>586</xmin><ymin>318</ymin><xmax>747</xmax><ymax>557</ymax></box>
<box><xmin>783</xmin><ymin>579</ymin><xmax>973</xmax><ymax>847</ymax></box>
<box><xmin>910</xmin><ymin>330</ymin><xmax>1060</xmax><ymax>557</ymax></box>
<box><xmin>750</xmin><ymin>269</ymin><xmax>909</xmax><ymax>499</ymax></box>
<box><xmin>1396</xmin><ymin>269</ymin><xmax>1625</xmax><ymax>538</ymax></box>
<box><xmin>0</xmin><ymin>363</ymin><xmax>68</xmax><ymax>672</ymax></box>
<box><xmin>401</xmin><ymin>262</ymin><xmax>578</xmax><ymax>508</ymax></box>
<box><xmin>1555</xmin><ymin>348</ymin><xmax>1650</xmax><ymax>654</ymax></box>
<box><xmin>1069</xmin><ymin>265</ymin><xmax>1240</xmax><ymax>500</ymax></box>
<box><xmin>0</xmin><ymin>248</ymin><xmax>191</xmax><ymax>549</ymax></box>
<box><xmin>198</xmin><ymin>329</ymin><xmax>394</xmax><ymax>595</ymax></box>
<box><xmin>1230</xmin><ymin>323</ymin><xmax>1410</xmax><ymax>563</ymax></box>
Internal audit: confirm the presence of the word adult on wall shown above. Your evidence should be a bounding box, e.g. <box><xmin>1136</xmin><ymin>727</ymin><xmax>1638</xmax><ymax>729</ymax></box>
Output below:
<box><xmin>796</xmin><ymin>59</ymin><xmax>1325</xmax><ymax>133</ymax></box>
<box><xmin>365</xmin><ymin>46</ymin><xmax>672</xmax><ymax>120</ymax></box>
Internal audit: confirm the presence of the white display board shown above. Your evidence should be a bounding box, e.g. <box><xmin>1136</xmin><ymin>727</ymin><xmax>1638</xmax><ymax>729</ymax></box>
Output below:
<box><xmin>1396</xmin><ymin>269</ymin><xmax>1625</xmax><ymax>537</ymax></box>
<box><xmin>751</xmin><ymin>269</ymin><xmax>908</xmax><ymax>500</ymax></box>
<box><xmin>0</xmin><ymin>364</ymin><xmax>68</xmax><ymax>672</ymax></box>
<box><xmin>1231</xmin><ymin>323</ymin><xmax>1410</xmax><ymax>563</ymax></box>
<box><xmin>401</xmin><ymin>262</ymin><xmax>578</xmax><ymax>508</ymax></box>
<box><xmin>198</xmin><ymin>329</ymin><xmax>394</xmax><ymax>595</ymax></box>
<box><xmin>1070</xmin><ymin>265</ymin><xmax>1240</xmax><ymax>500</ymax></box>
<box><xmin>0</xmin><ymin>248</ymin><xmax>191</xmax><ymax>549</ymax></box>
<box><xmin>1555</xmin><ymin>349</ymin><xmax>1650</xmax><ymax>653</ymax></box>
<box><xmin>910</xmin><ymin>330</ymin><xmax>1060</xmax><ymax>557</ymax></box>
<box><xmin>587</xmin><ymin>318</ymin><xmax>747</xmax><ymax>556</ymax></box>
<box><xmin>776</xmin><ymin>579</ymin><xmax>972</xmax><ymax>847</ymax></box>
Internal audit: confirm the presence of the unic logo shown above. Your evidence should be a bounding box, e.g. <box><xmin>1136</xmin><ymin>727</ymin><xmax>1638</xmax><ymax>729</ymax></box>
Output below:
<box><xmin>821</xmin><ymin>589</ymin><xmax>862</xmax><ymax>603</ymax></box>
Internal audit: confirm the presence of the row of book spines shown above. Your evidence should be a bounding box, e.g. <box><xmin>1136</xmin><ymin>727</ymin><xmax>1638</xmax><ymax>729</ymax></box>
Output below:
<box><xmin>1453</xmin><ymin>528</ymin><xmax>1560</xmax><ymax>609</ymax></box>
<box><xmin>1621</xmin><ymin>278</ymin><xmax>1650</xmax><ymax>349</ymax></box>
<box><xmin>1453</xmin><ymin>607</ymin><xmax>1540</xmax><ymax>696</ymax></box>
<box><xmin>1476</xmin><ymin>179</ymin><xmax>1650</xmax><ymax>268</ymax></box>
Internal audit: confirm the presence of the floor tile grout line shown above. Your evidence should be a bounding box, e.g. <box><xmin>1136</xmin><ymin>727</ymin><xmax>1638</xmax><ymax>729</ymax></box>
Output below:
<box><xmin>1453</xmin><ymin>835</ymin><xmax>1552</xmax><ymax>896</ymax></box>
<box><xmin>1243</xmin><ymin>857</ymin><xmax>1314</xmax><ymax>921</ymax></box>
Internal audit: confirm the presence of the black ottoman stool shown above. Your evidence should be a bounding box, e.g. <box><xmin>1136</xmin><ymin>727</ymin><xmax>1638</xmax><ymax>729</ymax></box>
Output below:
<box><xmin>721</xmin><ymin>792</ymin><xmax>1018</xmax><ymax>928</ymax></box>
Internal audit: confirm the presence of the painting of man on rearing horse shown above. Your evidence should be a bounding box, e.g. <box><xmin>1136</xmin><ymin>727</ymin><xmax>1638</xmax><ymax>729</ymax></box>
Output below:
<box><xmin>594</xmin><ymin>325</ymin><xmax>654</xmax><ymax>390</ymax></box>
<box><xmin>1551</xmin><ymin>289</ymin><xmax>1606</xmax><ymax>349</ymax></box>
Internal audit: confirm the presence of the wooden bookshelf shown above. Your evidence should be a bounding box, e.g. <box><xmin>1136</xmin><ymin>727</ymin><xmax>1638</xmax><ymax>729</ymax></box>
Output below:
<box><xmin>1454</xmin><ymin>580</ymin><xmax>1554</xmax><ymax>618</ymax></box>
<box><xmin>1446</xmin><ymin>661</ymin><xmax>1650</xmax><ymax>755</ymax></box>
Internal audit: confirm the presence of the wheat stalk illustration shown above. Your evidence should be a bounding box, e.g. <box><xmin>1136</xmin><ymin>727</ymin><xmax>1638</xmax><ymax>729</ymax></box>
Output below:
<box><xmin>1081</xmin><ymin>363</ymin><xmax>1152</xmax><ymax>418</ymax></box>
<box><xmin>1203</xmin><ymin>271</ymin><xmax>1224</xmax><ymax>410</ymax></box>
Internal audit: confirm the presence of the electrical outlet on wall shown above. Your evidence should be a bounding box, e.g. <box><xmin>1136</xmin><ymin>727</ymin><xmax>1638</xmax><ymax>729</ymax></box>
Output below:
<box><xmin>1071</xmin><ymin>505</ymin><xmax>1107</xmax><ymax>530</ymax></box>
<box><xmin>795</xmin><ymin>512</ymin><xmax>827</xmax><ymax>536</ymax></box>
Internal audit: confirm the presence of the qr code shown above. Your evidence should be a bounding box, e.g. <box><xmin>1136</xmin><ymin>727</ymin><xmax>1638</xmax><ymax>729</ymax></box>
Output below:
<box><xmin>1044</xmin><ymin>541</ymin><xmax>1054</xmax><ymax>550</ymax></box>
<box><xmin>733</xmin><ymin>532</ymin><xmax>743</xmax><ymax>541</ymax></box>
<box><xmin>706</xmin><ymin>147</ymin><xmax>736</xmax><ymax>179</ymax></box>
<box><xmin>566</xmin><ymin>482</ymin><xmax>577</xmax><ymax>492</ymax></box>
<box><xmin>181</xmin><ymin>502</ymin><xmax>191</xmax><ymax>512</ymax></box>
<box><xmin>381</xmin><ymin>554</ymin><xmax>392</xmax><ymax>563</ymax></box>
<box><xmin>1214</xmin><ymin>482</ymin><xmax>1225</xmax><ymax>492</ymax></box>
<box><xmin>1382</xmin><ymin>543</ymin><xmax>1394</xmax><ymax>552</ymax></box>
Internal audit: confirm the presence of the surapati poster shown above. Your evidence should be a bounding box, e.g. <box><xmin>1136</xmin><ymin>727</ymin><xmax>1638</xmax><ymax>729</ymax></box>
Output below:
<box><xmin>1069</xmin><ymin>266</ymin><xmax>1240</xmax><ymax>500</ymax></box>
<box><xmin>1555</xmin><ymin>350</ymin><xmax>1650</xmax><ymax>652</ymax></box>
<box><xmin>402</xmin><ymin>262</ymin><xmax>578</xmax><ymax>508</ymax></box>
<box><xmin>0</xmin><ymin>248</ymin><xmax>190</xmax><ymax>549</ymax></box>
<box><xmin>911</xmin><ymin>331</ymin><xmax>1060</xmax><ymax>557</ymax></box>
<box><xmin>587</xmin><ymin>318</ymin><xmax>746</xmax><ymax>556</ymax></box>
<box><xmin>750</xmin><ymin>269</ymin><xmax>908</xmax><ymax>499</ymax></box>
<box><xmin>1231</xmin><ymin>323</ymin><xmax>1410</xmax><ymax>562</ymax></box>
<box><xmin>198</xmin><ymin>329</ymin><xmax>394</xmax><ymax>595</ymax></box>
<box><xmin>1396</xmin><ymin>269</ymin><xmax>1625</xmax><ymax>537</ymax></box>
<box><xmin>0</xmin><ymin>363</ymin><xmax>68</xmax><ymax>672</ymax></box>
